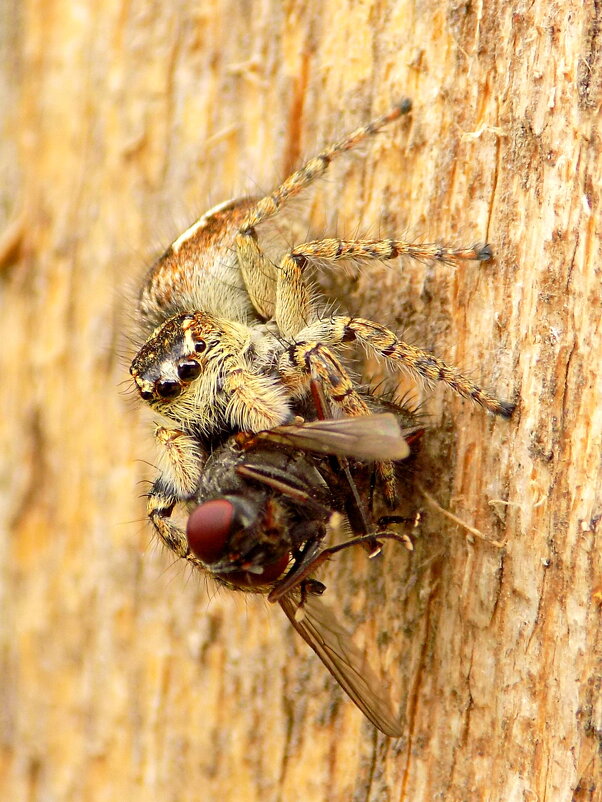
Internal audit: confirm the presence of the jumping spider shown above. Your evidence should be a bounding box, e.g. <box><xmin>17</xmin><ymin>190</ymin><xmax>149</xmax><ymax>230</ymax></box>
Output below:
<box><xmin>130</xmin><ymin>99</ymin><xmax>514</xmax><ymax>563</ymax></box>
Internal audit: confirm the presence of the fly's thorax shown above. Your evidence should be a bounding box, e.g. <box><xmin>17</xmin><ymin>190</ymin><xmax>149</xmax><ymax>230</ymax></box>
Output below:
<box><xmin>196</xmin><ymin>438</ymin><xmax>331</xmax><ymax>503</ymax></box>
<box><xmin>137</xmin><ymin>197</ymin><xmax>260</xmax><ymax>333</ymax></box>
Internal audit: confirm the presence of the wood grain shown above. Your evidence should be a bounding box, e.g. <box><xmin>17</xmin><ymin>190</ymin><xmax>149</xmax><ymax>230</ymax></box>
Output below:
<box><xmin>1</xmin><ymin>1</ymin><xmax>600</xmax><ymax>799</ymax></box>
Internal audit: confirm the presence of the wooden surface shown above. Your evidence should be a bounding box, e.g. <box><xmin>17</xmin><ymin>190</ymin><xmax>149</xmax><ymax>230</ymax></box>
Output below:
<box><xmin>1</xmin><ymin>0</ymin><xmax>600</xmax><ymax>800</ymax></box>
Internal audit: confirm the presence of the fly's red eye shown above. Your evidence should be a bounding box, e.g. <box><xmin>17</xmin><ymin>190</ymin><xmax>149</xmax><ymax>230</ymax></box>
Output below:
<box><xmin>217</xmin><ymin>552</ymin><xmax>290</xmax><ymax>588</ymax></box>
<box><xmin>187</xmin><ymin>499</ymin><xmax>235</xmax><ymax>564</ymax></box>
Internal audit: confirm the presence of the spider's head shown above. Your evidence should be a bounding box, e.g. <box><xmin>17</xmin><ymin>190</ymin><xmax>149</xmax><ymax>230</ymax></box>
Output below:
<box><xmin>131</xmin><ymin>311</ymin><xmax>288</xmax><ymax>434</ymax></box>
<box><xmin>130</xmin><ymin>313</ymin><xmax>214</xmax><ymax>412</ymax></box>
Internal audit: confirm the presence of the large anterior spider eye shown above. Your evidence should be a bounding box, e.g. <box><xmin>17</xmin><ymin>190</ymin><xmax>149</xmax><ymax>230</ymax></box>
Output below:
<box><xmin>156</xmin><ymin>379</ymin><xmax>181</xmax><ymax>399</ymax></box>
<box><xmin>177</xmin><ymin>360</ymin><xmax>201</xmax><ymax>381</ymax></box>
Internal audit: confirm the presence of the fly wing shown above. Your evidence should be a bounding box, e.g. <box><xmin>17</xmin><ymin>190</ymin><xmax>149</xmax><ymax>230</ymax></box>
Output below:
<box><xmin>256</xmin><ymin>414</ymin><xmax>410</xmax><ymax>461</ymax></box>
<box><xmin>279</xmin><ymin>592</ymin><xmax>403</xmax><ymax>737</ymax></box>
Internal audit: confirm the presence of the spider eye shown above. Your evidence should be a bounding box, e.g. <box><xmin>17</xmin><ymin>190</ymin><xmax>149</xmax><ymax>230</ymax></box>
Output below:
<box><xmin>177</xmin><ymin>360</ymin><xmax>201</xmax><ymax>381</ymax></box>
<box><xmin>156</xmin><ymin>380</ymin><xmax>181</xmax><ymax>399</ymax></box>
<box><xmin>195</xmin><ymin>340</ymin><xmax>206</xmax><ymax>353</ymax></box>
<box><xmin>140</xmin><ymin>389</ymin><xmax>154</xmax><ymax>401</ymax></box>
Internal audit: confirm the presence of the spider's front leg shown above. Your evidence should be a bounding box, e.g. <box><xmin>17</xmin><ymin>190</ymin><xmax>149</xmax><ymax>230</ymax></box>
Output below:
<box><xmin>147</xmin><ymin>425</ymin><xmax>207</xmax><ymax>563</ymax></box>
<box><xmin>147</xmin><ymin>482</ymin><xmax>189</xmax><ymax>561</ymax></box>
<box><xmin>278</xmin><ymin>343</ymin><xmax>399</xmax><ymax>506</ymax></box>
<box><xmin>293</xmin><ymin>315</ymin><xmax>515</xmax><ymax>417</ymax></box>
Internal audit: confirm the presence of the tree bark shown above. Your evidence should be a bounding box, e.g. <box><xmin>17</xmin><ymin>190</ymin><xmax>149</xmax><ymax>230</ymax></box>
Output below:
<box><xmin>1</xmin><ymin>1</ymin><xmax>600</xmax><ymax>800</ymax></box>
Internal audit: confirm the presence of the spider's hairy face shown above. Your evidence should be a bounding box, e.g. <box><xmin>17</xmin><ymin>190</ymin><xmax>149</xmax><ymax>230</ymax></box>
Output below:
<box><xmin>131</xmin><ymin>310</ymin><xmax>290</xmax><ymax>435</ymax></box>
<box><xmin>130</xmin><ymin>313</ymin><xmax>213</xmax><ymax>411</ymax></box>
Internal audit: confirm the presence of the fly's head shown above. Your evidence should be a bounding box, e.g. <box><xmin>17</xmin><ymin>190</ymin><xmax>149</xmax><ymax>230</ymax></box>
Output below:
<box><xmin>130</xmin><ymin>312</ymin><xmax>225</xmax><ymax>429</ymax></box>
<box><xmin>187</xmin><ymin>493</ymin><xmax>293</xmax><ymax>589</ymax></box>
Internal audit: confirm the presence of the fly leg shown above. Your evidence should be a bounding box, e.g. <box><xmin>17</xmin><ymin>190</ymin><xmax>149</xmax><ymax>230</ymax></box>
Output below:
<box><xmin>268</xmin><ymin>530</ymin><xmax>412</xmax><ymax>602</ymax></box>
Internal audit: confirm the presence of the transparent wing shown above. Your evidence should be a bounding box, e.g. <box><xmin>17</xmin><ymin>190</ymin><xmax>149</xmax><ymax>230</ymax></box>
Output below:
<box><xmin>279</xmin><ymin>592</ymin><xmax>403</xmax><ymax>737</ymax></box>
<box><xmin>256</xmin><ymin>413</ymin><xmax>409</xmax><ymax>461</ymax></box>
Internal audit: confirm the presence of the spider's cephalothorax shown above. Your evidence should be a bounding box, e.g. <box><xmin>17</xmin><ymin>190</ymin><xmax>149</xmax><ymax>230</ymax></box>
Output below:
<box><xmin>130</xmin><ymin>99</ymin><xmax>515</xmax><ymax>558</ymax></box>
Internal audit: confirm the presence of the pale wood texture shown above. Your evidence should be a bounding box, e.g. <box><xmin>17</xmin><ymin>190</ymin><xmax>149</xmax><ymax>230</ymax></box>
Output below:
<box><xmin>1</xmin><ymin>1</ymin><xmax>600</xmax><ymax>800</ymax></box>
